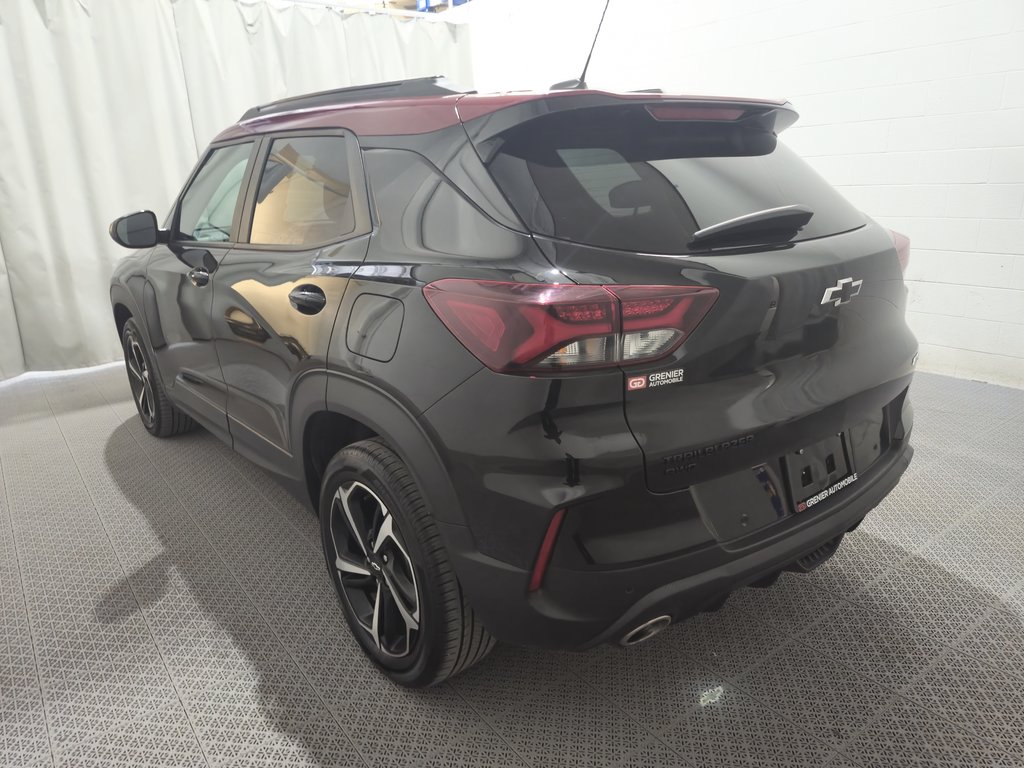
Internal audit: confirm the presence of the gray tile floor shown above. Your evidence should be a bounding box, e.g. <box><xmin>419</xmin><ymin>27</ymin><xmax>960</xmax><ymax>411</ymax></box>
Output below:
<box><xmin>1</xmin><ymin>366</ymin><xmax>1022</xmax><ymax>768</ymax></box>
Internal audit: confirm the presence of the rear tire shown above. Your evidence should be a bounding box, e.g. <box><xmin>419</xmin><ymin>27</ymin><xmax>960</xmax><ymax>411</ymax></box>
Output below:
<box><xmin>121</xmin><ymin>319</ymin><xmax>195</xmax><ymax>438</ymax></box>
<box><xmin>319</xmin><ymin>438</ymin><xmax>495</xmax><ymax>687</ymax></box>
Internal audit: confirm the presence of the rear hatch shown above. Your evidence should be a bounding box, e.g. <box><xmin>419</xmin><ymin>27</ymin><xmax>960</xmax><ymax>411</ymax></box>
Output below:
<box><xmin>467</xmin><ymin>95</ymin><xmax>917</xmax><ymax>503</ymax></box>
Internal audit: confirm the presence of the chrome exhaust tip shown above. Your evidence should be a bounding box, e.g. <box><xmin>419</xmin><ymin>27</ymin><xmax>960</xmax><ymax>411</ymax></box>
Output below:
<box><xmin>619</xmin><ymin>615</ymin><xmax>672</xmax><ymax>647</ymax></box>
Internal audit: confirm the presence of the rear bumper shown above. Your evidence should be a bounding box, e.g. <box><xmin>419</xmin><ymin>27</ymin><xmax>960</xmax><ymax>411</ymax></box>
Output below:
<box><xmin>440</xmin><ymin>438</ymin><xmax>912</xmax><ymax>650</ymax></box>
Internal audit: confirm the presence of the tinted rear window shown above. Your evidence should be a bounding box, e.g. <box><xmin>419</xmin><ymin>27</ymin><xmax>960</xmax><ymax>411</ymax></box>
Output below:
<box><xmin>485</xmin><ymin>106</ymin><xmax>864</xmax><ymax>253</ymax></box>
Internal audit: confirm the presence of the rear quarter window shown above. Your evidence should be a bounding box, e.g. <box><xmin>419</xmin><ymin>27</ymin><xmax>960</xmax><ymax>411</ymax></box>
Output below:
<box><xmin>249</xmin><ymin>135</ymin><xmax>356</xmax><ymax>247</ymax></box>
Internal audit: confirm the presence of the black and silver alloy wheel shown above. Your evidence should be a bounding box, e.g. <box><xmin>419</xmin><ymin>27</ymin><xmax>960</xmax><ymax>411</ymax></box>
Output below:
<box><xmin>320</xmin><ymin>439</ymin><xmax>495</xmax><ymax>687</ymax></box>
<box><xmin>330</xmin><ymin>480</ymin><xmax>421</xmax><ymax>658</ymax></box>
<box><xmin>125</xmin><ymin>332</ymin><xmax>156</xmax><ymax>428</ymax></box>
<box><xmin>120</xmin><ymin>318</ymin><xmax>195</xmax><ymax>438</ymax></box>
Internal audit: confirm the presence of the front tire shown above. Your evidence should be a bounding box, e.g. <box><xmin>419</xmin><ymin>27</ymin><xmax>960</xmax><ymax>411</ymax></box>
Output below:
<box><xmin>320</xmin><ymin>438</ymin><xmax>494</xmax><ymax>687</ymax></box>
<box><xmin>121</xmin><ymin>319</ymin><xmax>194</xmax><ymax>438</ymax></box>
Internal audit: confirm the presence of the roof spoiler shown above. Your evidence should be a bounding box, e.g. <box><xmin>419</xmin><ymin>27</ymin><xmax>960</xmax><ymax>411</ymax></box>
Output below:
<box><xmin>239</xmin><ymin>76</ymin><xmax>469</xmax><ymax>122</ymax></box>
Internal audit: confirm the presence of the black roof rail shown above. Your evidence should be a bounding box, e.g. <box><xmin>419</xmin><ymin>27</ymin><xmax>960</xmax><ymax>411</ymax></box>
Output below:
<box><xmin>239</xmin><ymin>75</ymin><xmax>468</xmax><ymax>121</ymax></box>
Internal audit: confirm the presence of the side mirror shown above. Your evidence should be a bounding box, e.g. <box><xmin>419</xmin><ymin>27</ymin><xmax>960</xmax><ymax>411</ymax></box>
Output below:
<box><xmin>109</xmin><ymin>211</ymin><xmax>162</xmax><ymax>249</ymax></box>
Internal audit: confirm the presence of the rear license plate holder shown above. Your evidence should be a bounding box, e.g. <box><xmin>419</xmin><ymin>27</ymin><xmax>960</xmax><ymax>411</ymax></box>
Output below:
<box><xmin>785</xmin><ymin>433</ymin><xmax>853</xmax><ymax>513</ymax></box>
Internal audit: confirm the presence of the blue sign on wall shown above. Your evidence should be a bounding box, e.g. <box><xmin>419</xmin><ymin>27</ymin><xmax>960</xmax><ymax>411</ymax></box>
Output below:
<box><xmin>417</xmin><ymin>0</ymin><xmax>469</xmax><ymax>10</ymax></box>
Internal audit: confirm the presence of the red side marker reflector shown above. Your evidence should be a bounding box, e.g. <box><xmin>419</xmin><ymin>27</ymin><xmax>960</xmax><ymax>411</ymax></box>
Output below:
<box><xmin>890</xmin><ymin>229</ymin><xmax>911</xmax><ymax>273</ymax></box>
<box><xmin>528</xmin><ymin>509</ymin><xmax>567</xmax><ymax>592</ymax></box>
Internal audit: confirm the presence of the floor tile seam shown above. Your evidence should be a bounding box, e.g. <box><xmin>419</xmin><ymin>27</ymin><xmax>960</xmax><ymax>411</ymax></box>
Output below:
<box><xmin>943</xmin><ymin>604</ymin><xmax>1024</xmax><ymax>683</ymax></box>
<box><xmin>564</xmin><ymin>661</ymin><xmax>701</xmax><ymax>768</ymax></box>
<box><xmin>216</xmin><ymin>446</ymin><xmax>322</xmax><ymax>555</ymax></box>
<box><xmin>783</xmin><ymin>594</ymin><xmax>875</xmax><ymax>639</ymax></box>
<box><xmin>899</xmin><ymin>638</ymin><xmax>1024</xmax><ymax>697</ymax></box>
<box><xmin>832</xmin><ymin>684</ymin><xmax>1024</xmax><ymax>762</ymax></box>
<box><xmin>715</xmin><ymin>634</ymin><xmax>932</xmax><ymax>756</ymax></box>
<box><xmin>870</xmin><ymin>507</ymin><xmax>1022</xmax><ymax>577</ymax></box>
<box><xmin>424</xmin><ymin>686</ymin><xmax>534</xmax><ymax>768</ymax></box>
<box><xmin>889</xmin><ymin>551</ymin><xmax>1024</xmax><ymax>605</ymax></box>
<box><xmin>864</xmin><ymin>640</ymin><xmax>1024</xmax><ymax>759</ymax></box>
<box><xmin>889</xmin><ymin>471</ymin><xmax>1019</xmax><ymax>526</ymax></box>
<box><xmin>900</xmin><ymin>441</ymin><xmax>1019</xmax><ymax>486</ymax></box>
<box><xmin>965</xmin><ymin>406</ymin><xmax>1024</xmax><ymax>446</ymax></box>
<box><xmin>841</xmin><ymin>570</ymin><xmax>1003</xmax><ymax>640</ymax></box>
<box><xmin>786</xmin><ymin>608</ymin><xmax>955</xmax><ymax>686</ymax></box>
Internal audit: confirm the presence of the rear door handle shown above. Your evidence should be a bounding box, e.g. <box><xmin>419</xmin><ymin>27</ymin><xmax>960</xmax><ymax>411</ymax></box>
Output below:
<box><xmin>289</xmin><ymin>284</ymin><xmax>327</xmax><ymax>315</ymax></box>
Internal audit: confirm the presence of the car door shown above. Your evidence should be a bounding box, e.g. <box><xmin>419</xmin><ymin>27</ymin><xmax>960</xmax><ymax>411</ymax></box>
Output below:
<box><xmin>210</xmin><ymin>130</ymin><xmax>372</xmax><ymax>473</ymax></box>
<box><xmin>144</xmin><ymin>140</ymin><xmax>257</xmax><ymax>442</ymax></box>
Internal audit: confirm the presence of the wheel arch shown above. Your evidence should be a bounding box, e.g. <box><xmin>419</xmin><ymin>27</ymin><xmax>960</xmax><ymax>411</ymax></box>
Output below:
<box><xmin>293</xmin><ymin>370</ymin><xmax>465</xmax><ymax>528</ymax></box>
<box><xmin>112</xmin><ymin>301</ymin><xmax>133</xmax><ymax>340</ymax></box>
<box><xmin>110</xmin><ymin>284</ymin><xmax>140</xmax><ymax>338</ymax></box>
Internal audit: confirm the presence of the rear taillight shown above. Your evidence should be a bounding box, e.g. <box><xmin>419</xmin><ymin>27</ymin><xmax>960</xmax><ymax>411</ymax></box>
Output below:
<box><xmin>890</xmin><ymin>230</ymin><xmax>910</xmax><ymax>273</ymax></box>
<box><xmin>423</xmin><ymin>279</ymin><xmax>718</xmax><ymax>373</ymax></box>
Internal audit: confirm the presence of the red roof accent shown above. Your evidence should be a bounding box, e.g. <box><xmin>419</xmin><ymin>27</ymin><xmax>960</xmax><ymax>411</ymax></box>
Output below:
<box><xmin>212</xmin><ymin>89</ymin><xmax>790</xmax><ymax>143</ymax></box>
<box><xmin>213</xmin><ymin>96</ymin><xmax>465</xmax><ymax>142</ymax></box>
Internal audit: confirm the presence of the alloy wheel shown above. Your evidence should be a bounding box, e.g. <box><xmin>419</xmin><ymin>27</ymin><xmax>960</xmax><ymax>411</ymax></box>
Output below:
<box><xmin>125</xmin><ymin>333</ymin><xmax>156</xmax><ymax>427</ymax></box>
<box><xmin>329</xmin><ymin>481</ymin><xmax>421</xmax><ymax>658</ymax></box>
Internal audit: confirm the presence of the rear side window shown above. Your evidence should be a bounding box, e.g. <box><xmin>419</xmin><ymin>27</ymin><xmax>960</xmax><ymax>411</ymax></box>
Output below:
<box><xmin>176</xmin><ymin>142</ymin><xmax>253</xmax><ymax>243</ymax></box>
<box><xmin>486</xmin><ymin>106</ymin><xmax>864</xmax><ymax>254</ymax></box>
<box><xmin>250</xmin><ymin>135</ymin><xmax>356</xmax><ymax>247</ymax></box>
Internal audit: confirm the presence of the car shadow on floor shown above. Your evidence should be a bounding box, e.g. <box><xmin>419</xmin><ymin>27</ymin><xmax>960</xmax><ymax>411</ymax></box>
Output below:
<box><xmin>100</xmin><ymin>418</ymin><xmax>504</xmax><ymax>767</ymax></box>
<box><xmin>99</xmin><ymin>411</ymin><xmax>1021</xmax><ymax>768</ymax></box>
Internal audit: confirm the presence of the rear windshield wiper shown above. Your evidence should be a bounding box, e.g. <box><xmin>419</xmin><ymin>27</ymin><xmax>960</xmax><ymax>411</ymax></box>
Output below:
<box><xmin>688</xmin><ymin>205</ymin><xmax>814</xmax><ymax>250</ymax></box>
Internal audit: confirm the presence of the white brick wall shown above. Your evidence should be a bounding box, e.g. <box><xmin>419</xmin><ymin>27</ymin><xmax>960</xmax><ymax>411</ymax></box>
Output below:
<box><xmin>463</xmin><ymin>0</ymin><xmax>1024</xmax><ymax>387</ymax></box>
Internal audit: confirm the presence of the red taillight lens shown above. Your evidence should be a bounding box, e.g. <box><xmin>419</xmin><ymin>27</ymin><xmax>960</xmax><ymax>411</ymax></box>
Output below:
<box><xmin>890</xmin><ymin>230</ymin><xmax>910</xmax><ymax>273</ymax></box>
<box><xmin>612</xmin><ymin>285</ymin><xmax>717</xmax><ymax>362</ymax></box>
<box><xmin>424</xmin><ymin>281</ymin><xmax>618</xmax><ymax>371</ymax></box>
<box><xmin>423</xmin><ymin>279</ymin><xmax>718</xmax><ymax>373</ymax></box>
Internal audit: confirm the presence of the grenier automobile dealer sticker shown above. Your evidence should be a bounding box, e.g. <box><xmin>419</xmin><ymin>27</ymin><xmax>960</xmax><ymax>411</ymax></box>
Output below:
<box><xmin>627</xmin><ymin>368</ymin><xmax>685</xmax><ymax>391</ymax></box>
<box><xmin>798</xmin><ymin>473</ymin><xmax>859</xmax><ymax>512</ymax></box>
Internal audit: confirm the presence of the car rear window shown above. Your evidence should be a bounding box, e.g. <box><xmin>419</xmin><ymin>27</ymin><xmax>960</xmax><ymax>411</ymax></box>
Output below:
<box><xmin>485</xmin><ymin>105</ymin><xmax>864</xmax><ymax>254</ymax></box>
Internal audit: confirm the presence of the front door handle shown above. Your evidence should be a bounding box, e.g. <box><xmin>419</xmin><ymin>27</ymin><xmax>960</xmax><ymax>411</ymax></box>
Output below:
<box><xmin>188</xmin><ymin>268</ymin><xmax>210</xmax><ymax>287</ymax></box>
<box><xmin>289</xmin><ymin>284</ymin><xmax>327</xmax><ymax>315</ymax></box>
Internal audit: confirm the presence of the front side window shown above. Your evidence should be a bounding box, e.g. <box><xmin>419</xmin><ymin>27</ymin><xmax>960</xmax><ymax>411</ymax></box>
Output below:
<box><xmin>249</xmin><ymin>135</ymin><xmax>355</xmax><ymax>247</ymax></box>
<box><xmin>176</xmin><ymin>142</ymin><xmax>253</xmax><ymax>243</ymax></box>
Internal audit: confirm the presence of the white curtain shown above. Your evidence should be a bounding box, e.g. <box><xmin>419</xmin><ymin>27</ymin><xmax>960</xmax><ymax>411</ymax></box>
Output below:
<box><xmin>0</xmin><ymin>0</ymin><xmax>471</xmax><ymax>380</ymax></box>
<box><xmin>0</xmin><ymin>237</ymin><xmax>23</xmax><ymax>379</ymax></box>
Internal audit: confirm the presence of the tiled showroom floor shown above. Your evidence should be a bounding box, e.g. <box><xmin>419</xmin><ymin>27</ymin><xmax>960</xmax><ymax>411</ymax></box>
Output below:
<box><xmin>1</xmin><ymin>365</ymin><xmax>1023</xmax><ymax>767</ymax></box>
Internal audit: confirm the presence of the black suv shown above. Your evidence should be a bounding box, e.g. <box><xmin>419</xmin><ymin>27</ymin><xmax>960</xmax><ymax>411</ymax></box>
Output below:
<box><xmin>109</xmin><ymin>77</ymin><xmax>915</xmax><ymax>687</ymax></box>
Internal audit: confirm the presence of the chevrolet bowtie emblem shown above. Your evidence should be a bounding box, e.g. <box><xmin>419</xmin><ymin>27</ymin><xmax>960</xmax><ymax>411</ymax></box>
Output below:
<box><xmin>821</xmin><ymin>277</ymin><xmax>863</xmax><ymax>307</ymax></box>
